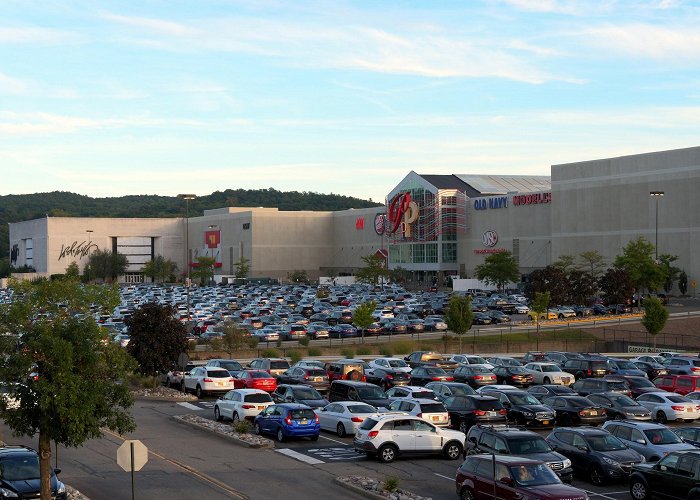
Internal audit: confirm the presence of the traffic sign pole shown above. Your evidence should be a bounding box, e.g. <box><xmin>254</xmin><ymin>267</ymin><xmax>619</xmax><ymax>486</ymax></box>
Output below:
<box><xmin>131</xmin><ymin>442</ymin><xmax>135</xmax><ymax>500</ymax></box>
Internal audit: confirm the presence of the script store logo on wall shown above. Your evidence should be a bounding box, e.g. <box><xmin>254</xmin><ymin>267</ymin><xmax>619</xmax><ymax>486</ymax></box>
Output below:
<box><xmin>482</xmin><ymin>230</ymin><xmax>498</xmax><ymax>247</ymax></box>
<box><xmin>387</xmin><ymin>192</ymin><xmax>419</xmax><ymax>239</ymax></box>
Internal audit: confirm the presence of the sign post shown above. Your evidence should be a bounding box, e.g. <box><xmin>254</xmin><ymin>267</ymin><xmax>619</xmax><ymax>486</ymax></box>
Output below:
<box><xmin>178</xmin><ymin>352</ymin><xmax>189</xmax><ymax>393</ymax></box>
<box><xmin>117</xmin><ymin>439</ymin><xmax>148</xmax><ymax>500</ymax></box>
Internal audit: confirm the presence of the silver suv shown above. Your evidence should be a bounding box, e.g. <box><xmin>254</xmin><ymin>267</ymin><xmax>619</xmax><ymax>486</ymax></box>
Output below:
<box><xmin>602</xmin><ymin>420</ymin><xmax>695</xmax><ymax>462</ymax></box>
<box><xmin>662</xmin><ymin>356</ymin><xmax>700</xmax><ymax>375</ymax></box>
<box><xmin>353</xmin><ymin>414</ymin><xmax>464</xmax><ymax>463</ymax></box>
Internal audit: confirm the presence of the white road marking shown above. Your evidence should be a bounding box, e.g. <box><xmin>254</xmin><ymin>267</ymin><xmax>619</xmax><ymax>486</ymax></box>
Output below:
<box><xmin>320</xmin><ymin>435</ymin><xmax>349</xmax><ymax>445</ymax></box>
<box><xmin>434</xmin><ymin>473</ymin><xmax>453</xmax><ymax>481</ymax></box>
<box><xmin>276</xmin><ymin>448</ymin><xmax>325</xmax><ymax>465</ymax></box>
<box><xmin>177</xmin><ymin>402</ymin><xmax>203</xmax><ymax>410</ymax></box>
<box><xmin>583</xmin><ymin>490</ymin><xmax>625</xmax><ymax>500</ymax></box>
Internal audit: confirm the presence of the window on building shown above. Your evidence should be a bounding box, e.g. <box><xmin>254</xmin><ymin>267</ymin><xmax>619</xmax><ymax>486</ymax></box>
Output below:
<box><xmin>441</xmin><ymin>195</ymin><xmax>457</xmax><ymax>205</ymax></box>
<box><xmin>425</xmin><ymin>243</ymin><xmax>438</xmax><ymax>263</ymax></box>
<box><xmin>389</xmin><ymin>245</ymin><xmax>411</xmax><ymax>264</ymax></box>
<box><xmin>243</xmin><ymin>223</ymin><xmax>250</xmax><ymax>230</ymax></box>
<box><xmin>442</xmin><ymin>243</ymin><xmax>457</xmax><ymax>263</ymax></box>
<box><xmin>413</xmin><ymin>244</ymin><xmax>425</xmax><ymax>264</ymax></box>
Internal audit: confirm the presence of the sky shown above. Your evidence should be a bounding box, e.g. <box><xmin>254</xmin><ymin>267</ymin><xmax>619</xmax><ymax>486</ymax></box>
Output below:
<box><xmin>1</xmin><ymin>0</ymin><xmax>699</xmax><ymax>204</ymax></box>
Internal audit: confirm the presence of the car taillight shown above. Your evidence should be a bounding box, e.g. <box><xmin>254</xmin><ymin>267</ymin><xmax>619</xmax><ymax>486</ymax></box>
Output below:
<box><xmin>696</xmin><ymin>405</ymin><xmax>700</xmax><ymax>411</ymax></box>
<box><xmin>285</xmin><ymin>415</ymin><xmax>292</xmax><ymax>425</ymax></box>
<box><xmin>351</xmin><ymin>417</ymin><xmax>363</xmax><ymax>422</ymax></box>
<box><xmin>229</xmin><ymin>378</ymin><xmax>235</xmax><ymax>383</ymax></box>
<box><xmin>671</xmin><ymin>405</ymin><xmax>686</xmax><ymax>411</ymax></box>
<box><xmin>499</xmin><ymin>409</ymin><xmax>507</xmax><ymax>415</ymax></box>
<box><xmin>692</xmin><ymin>368</ymin><xmax>700</xmax><ymax>373</ymax></box>
<box><xmin>474</xmin><ymin>376</ymin><xmax>483</xmax><ymax>380</ymax></box>
<box><xmin>203</xmin><ymin>378</ymin><xmax>213</xmax><ymax>383</ymax></box>
<box><xmin>600</xmin><ymin>409</ymin><xmax>606</xmax><ymax>414</ymax></box>
<box><xmin>386</xmin><ymin>374</ymin><xmax>394</xmax><ymax>379</ymax></box>
<box><xmin>474</xmin><ymin>410</ymin><xmax>486</xmax><ymax>416</ymax></box>
<box><xmin>304</xmin><ymin>374</ymin><xmax>309</xmax><ymax>380</ymax></box>
<box><xmin>368</xmin><ymin>431</ymin><xmax>379</xmax><ymax>439</ymax></box>
<box><xmin>242</xmin><ymin>404</ymin><xmax>255</xmax><ymax>409</ymax></box>
<box><xmin>446</xmin><ymin>376</ymin><xmax>454</xmax><ymax>381</ymax></box>
<box><xmin>315</xmin><ymin>415</ymin><xmax>320</xmax><ymax>424</ymax></box>
<box><xmin>431</xmin><ymin>377</ymin><xmax>443</xmax><ymax>381</ymax></box>
<box><xmin>587</xmin><ymin>369</ymin><xmax>592</xmax><ymax>376</ymax></box>
<box><xmin>579</xmin><ymin>411</ymin><xmax>586</xmax><ymax>416</ymax></box>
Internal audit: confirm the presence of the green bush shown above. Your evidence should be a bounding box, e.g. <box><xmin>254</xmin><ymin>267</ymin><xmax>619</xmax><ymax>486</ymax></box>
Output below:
<box><xmin>340</xmin><ymin>348</ymin><xmax>355</xmax><ymax>359</ymax></box>
<box><xmin>356</xmin><ymin>346</ymin><xmax>371</xmax><ymax>356</ymax></box>
<box><xmin>308</xmin><ymin>347</ymin><xmax>322</xmax><ymax>357</ymax></box>
<box><xmin>261</xmin><ymin>348</ymin><xmax>280</xmax><ymax>358</ymax></box>
<box><xmin>391</xmin><ymin>340</ymin><xmax>415</xmax><ymax>355</ymax></box>
<box><xmin>247</xmin><ymin>337</ymin><xmax>260</xmax><ymax>349</ymax></box>
<box><xmin>288</xmin><ymin>349</ymin><xmax>303</xmax><ymax>364</ymax></box>
<box><xmin>128</xmin><ymin>373</ymin><xmax>160</xmax><ymax>389</ymax></box>
<box><xmin>276</xmin><ymin>338</ymin><xmax>283</xmax><ymax>348</ymax></box>
<box><xmin>382</xmin><ymin>476</ymin><xmax>400</xmax><ymax>493</ymax></box>
<box><xmin>299</xmin><ymin>337</ymin><xmax>310</xmax><ymax>347</ymax></box>
<box><xmin>233</xmin><ymin>419</ymin><xmax>252</xmax><ymax>434</ymax></box>
<box><xmin>378</xmin><ymin>346</ymin><xmax>393</xmax><ymax>357</ymax></box>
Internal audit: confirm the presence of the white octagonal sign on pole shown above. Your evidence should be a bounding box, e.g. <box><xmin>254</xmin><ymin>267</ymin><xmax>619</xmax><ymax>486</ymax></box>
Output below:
<box><xmin>117</xmin><ymin>440</ymin><xmax>148</xmax><ymax>472</ymax></box>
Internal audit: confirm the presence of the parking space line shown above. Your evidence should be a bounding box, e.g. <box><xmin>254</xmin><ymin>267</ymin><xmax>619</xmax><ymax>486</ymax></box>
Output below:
<box><xmin>320</xmin><ymin>435</ymin><xmax>348</xmax><ymax>445</ymax></box>
<box><xmin>276</xmin><ymin>448</ymin><xmax>326</xmax><ymax>465</ymax></box>
<box><xmin>583</xmin><ymin>490</ymin><xmax>625</xmax><ymax>500</ymax></box>
<box><xmin>434</xmin><ymin>473</ymin><xmax>453</xmax><ymax>481</ymax></box>
<box><xmin>177</xmin><ymin>402</ymin><xmax>202</xmax><ymax>410</ymax></box>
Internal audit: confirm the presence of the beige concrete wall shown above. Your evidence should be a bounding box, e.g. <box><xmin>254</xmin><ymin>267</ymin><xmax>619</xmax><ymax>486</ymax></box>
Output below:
<box><xmin>331</xmin><ymin>207</ymin><xmax>386</xmax><ymax>275</ymax></box>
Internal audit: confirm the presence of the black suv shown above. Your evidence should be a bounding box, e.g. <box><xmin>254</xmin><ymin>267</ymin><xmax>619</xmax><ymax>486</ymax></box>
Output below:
<box><xmin>328</xmin><ymin>380</ymin><xmax>390</xmax><ymax>408</ymax></box>
<box><xmin>0</xmin><ymin>445</ymin><xmax>67</xmax><ymax>499</ymax></box>
<box><xmin>563</xmin><ymin>358</ymin><xmax>608</xmax><ymax>379</ymax></box>
<box><xmin>629</xmin><ymin>450</ymin><xmax>700</xmax><ymax>499</ymax></box>
<box><xmin>480</xmin><ymin>388</ymin><xmax>557</xmax><ymax>428</ymax></box>
<box><xmin>572</xmin><ymin>377</ymin><xmax>632</xmax><ymax>397</ymax></box>
<box><xmin>464</xmin><ymin>425</ymin><xmax>573</xmax><ymax>483</ymax></box>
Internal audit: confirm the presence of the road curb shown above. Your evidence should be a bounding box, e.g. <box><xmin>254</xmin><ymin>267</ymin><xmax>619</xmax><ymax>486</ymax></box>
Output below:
<box><xmin>172</xmin><ymin>415</ymin><xmax>275</xmax><ymax>449</ymax></box>
<box><xmin>332</xmin><ymin>477</ymin><xmax>389</xmax><ymax>500</ymax></box>
<box><xmin>132</xmin><ymin>395</ymin><xmax>198</xmax><ymax>402</ymax></box>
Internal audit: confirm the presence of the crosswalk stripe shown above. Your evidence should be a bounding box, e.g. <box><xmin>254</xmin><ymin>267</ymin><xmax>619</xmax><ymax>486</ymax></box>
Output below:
<box><xmin>276</xmin><ymin>448</ymin><xmax>325</xmax><ymax>465</ymax></box>
<box><xmin>177</xmin><ymin>402</ymin><xmax>203</xmax><ymax>410</ymax></box>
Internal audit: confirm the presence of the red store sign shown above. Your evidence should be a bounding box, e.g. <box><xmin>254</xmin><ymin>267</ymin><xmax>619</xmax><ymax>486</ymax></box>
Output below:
<box><xmin>512</xmin><ymin>192</ymin><xmax>551</xmax><ymax>206</ymax></box>
<box><xmin>473</xmin><ymin>248</ymin><xmax>508</xmax><ymax>254</ymax></box>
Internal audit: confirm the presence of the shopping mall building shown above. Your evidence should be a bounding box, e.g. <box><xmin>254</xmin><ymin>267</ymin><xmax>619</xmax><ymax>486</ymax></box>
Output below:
<box><xmin>7</xmin><ymin>146</ymin><xmax>700</xmax><ymax>289</ymax></box>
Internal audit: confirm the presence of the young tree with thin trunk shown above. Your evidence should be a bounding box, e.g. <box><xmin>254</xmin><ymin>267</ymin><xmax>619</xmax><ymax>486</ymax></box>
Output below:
<box><xmin>352</xmin><ymin>301</ymin><xmax>376</xmax><ymax>344</ymax></box>
<box><xmin>530</xmin><ymin>291</ymin><xmax>551</xmax><ymax>334</ymax></box>
<box><xmin>445</xmin><ymin>295</ymin><xmax>473</xmax><ymax>353</ymax></box>
<box><xmin>641</xmin><ymin>296</ymin><xmax>669</xmax><ymax>349</ymax></box>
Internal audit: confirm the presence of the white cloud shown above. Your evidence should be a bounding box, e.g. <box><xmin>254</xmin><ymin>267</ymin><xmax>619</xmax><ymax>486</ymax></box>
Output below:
<box><xmin>0</xmin><ymin>73</ymin><xmax>29</xmax><ymax>95</ymax></box>
<box><xmin>0</xmin><ymin>26</ymin><xmax>80</xmax><ymax>44</ymax></box>
<box><xmin>495</xmin><ymin>0</ymin><xmax>587</xmax><ymax>14</ymax></box>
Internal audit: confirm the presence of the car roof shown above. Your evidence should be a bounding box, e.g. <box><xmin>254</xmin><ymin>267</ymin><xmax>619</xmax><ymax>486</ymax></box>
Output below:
<box><xmin>409</xmin><ymin>398</ymin><xmax>446</xmax><ymax>405</ymax></box>
<box><xmin>332</xmin><ymin>380</ymin><xmax>375</xmax><ymax>387</ymax></box>
<box><xmin>472</xmin><ymin>426</ymin><xmax>540</xmax><ymax>438</ymax></box>
<box><xmin>230</xmin><ymin>388</ymin><xmax>269</xmax><ymax>395</ymax></box>
<box><xmin>0</xmin><ymin>446</ymin><xmax>36</xmax><ymax>458</ymax></box>
<box><xmin>604</xmin><ymin>420</ymin><xmax>667</xmax><ymax>429</ymax></box>
<box><xmin>468</xmin><ymin>454</ymin><xmax>544</xmax><ymax>465</ymax></box>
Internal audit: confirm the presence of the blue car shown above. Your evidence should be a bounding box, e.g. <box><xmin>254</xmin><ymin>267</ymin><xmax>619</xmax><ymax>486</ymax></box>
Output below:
<box><xmin>606</xmin><ymin>358</ymin><xmax>647</xmax><ymax>378</ymax></box>
<box><xmin>253</xmin><ymin>403</ymin><xmax>320</xmax><ymax>442</ymax></box>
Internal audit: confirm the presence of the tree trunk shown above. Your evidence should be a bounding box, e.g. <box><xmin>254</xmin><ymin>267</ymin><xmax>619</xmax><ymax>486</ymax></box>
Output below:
<box><xmin>39</xmin><ymin>431</ymin><xmax>52</xmax><ymax>500</ymax></box>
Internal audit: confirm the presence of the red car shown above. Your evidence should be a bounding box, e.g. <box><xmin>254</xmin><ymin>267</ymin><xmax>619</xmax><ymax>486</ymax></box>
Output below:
<box><xmin>456</xmin><ymin>455</ymin><xmax>588</xmax><ymax>500</ymax></box>
<box><xmin>653</xmin><ymin>374</ymin><xmax>700</xmax><ymax>395</ymax></box>
<box><xmin>234</xmin><ymin>370</ymin><xmax>277</xmax><ymax>392</ymax></box>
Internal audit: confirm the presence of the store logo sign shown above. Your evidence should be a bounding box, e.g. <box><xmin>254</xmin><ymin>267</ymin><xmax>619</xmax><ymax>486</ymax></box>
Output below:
<box><xmin>388</xmin><ymin>192</ymin><xmax>419</xmax><ymax>238</ymax></box>
<box><xmin>482</xmin><ymin>230</ymin><xmax>498</xmax><ymax>247</ymax></box>
<box><xmin>474</xmin><ymin>196</ymin><xmax>508</xmax><ymax>210</ymax></box>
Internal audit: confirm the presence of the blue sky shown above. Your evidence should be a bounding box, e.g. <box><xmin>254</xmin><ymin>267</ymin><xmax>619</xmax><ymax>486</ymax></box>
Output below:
<box><xmin>1</xmin><ymin>0</ymin><xmax>699</xmax><ymax>204</ymax></box>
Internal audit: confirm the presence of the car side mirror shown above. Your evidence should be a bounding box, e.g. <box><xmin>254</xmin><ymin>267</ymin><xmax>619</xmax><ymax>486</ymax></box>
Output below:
<box><xmin>496</xmin><ymin>447</ymin><xmax>508</xmax><ymax>454</ymax></box>
<box><xmin>320</xmin><ymin>407</ymin><xmax>326</xmax><ymax>411</ymax></box>
<box><xmin>577</xmin><ymin>445</ymin><xmax>589</xmax><ymax>452</ymax></box>
<box><xmin>635</xmin><ymin>439</ymin><xmax>646</xmax><ymax>445</ymax></box>
<box><xmin>499</xmin><ymin>477</ymin><xmax>513</xmax><ymax>486</ymax></box>
<box><xmin>469</xmin><ymin>436</ymin><xmax>477</xmax><ymax>444</ymax></box>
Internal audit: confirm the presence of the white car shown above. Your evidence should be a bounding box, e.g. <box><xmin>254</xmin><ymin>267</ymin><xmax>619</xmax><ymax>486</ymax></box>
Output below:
<box><xmin>214</xmin><ymin>389</ymin><xmax>274</xmax><ymax>422</ymax></box>
<box><xmin>353</xmin><ymin>414</ymin><xmax>464</xmax><ymax>463</ymax></box>
<box><xmin>449</xmin><ymin>354</ymin><xmax>494</xmax><ymax>370</ymax></box>
<box><xmin>386</xmin><ymin>398</ymin><xmax>450</xmax><ymax>427</ymax></box>
<box><xmin>317</xmin><ymin>401</ymin><xmax>381</xmax><ymax>437</ymax></box>
<box><xmin>514</xmin><ymin>304</ymin><xmax>530</xmax><ymax>315</ymax></box>
<box><xmin>631</xmin><ymin>355</ymin><xmax>665</xmax><ymax>364</ymax></box>
<box><xmin>385</xmin><ymin>385</ymin><xmax>438</xmax><ymax>401</ymax></box>
<box><xmin>368</xmin><ymin>357</ymin><xmax>412</xmax><ymax>374</ymax></box>
<box><xmin>184</xmin><ymin>366</ymin><xmax>237</xmax><ymax>398</ymax></box>
<box><xmin>550</xmin><ymin>306</ymin><xmax>576</xmax><ymax>319</ymax></box>
<box><xmin>636</xmin><ymin>392</ymin><xmax>700</xmax><ymax>423</ymax></box>
<box><xmin>523</xmin><ymin>362</ymin><xmax>575</xmax><ymax>386</ymax></box>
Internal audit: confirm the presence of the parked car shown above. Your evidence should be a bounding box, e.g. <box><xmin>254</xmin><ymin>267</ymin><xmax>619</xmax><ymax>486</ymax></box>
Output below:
<box><xmin>272</xmin><ymin>384</ymin><xmax>329</xmax><ymax>409</ymax></box>
<box><xmin>385</xmin><ymin>385</ymin><xmax>438</xmax><ymax>401</ymax></box>
<box><xmin>492</xmin><ymin>366</ymin><xmax>535</xmax><ymax>387</ymax></box>
<box><xmin>408</xmin><ymin>366</ymin><xmax>454</xmax><ymax>386</ymax></box>
<box><xmin>602</xmin><ymin>420</ymin><xmax>696</xmax><ymax>461</ymax></box>
<box><xmin>425</xmin><ymin>381</ymin><xmax>476</xmax><ymax>402</ymax></box>
<box><xmin>542</xmin><ymin>395</ymin><xmax>607</xmax><ymax>427</ymax></box>
<box><xmin>449</xmin><ymin>354</ymin><xmax>494</xmax><ymax>369</ymax></box>
<box><xmin>453</xmin><ymin>365</ymin><xmax>498</xmax><ymax>388</ymax></box>
<box><xmin>480</xmin><ymin>388</ymin><xmax>557</xmax><ymax>428</ymax></box>
<box><xmin>472</xmin><ymin>312</ymin><xmax>493</xmax><ymax>325</ymax></box>
<box><xmin>563</xmin><ymin>358</ymin><xmax>608</xmax><ymax>380</ymax></box>
<box><xmin>632</xmin><ymin>360</ymin><xmax>669</xmax><ymax>380</ymax></box>
<box><xmin>653</xmin><ymin>374</ymin><xmax>700</xmax><ymax>395</ymax></box>
<box><xmin>367</xmin><ymin>357</ymin><xmax>411</xmax><ymax>373</ymax></box>
<box><xmin>545</xmin><ymin>427</ymin><xmax>644</xmax><ymax>485</ymax></box>
<box><xmin>325</xmin><ymin>359</ymin><xmax>366</xmax><ymax>382</ymax></box>
<box><xmin>305</xmin><ymin>323</ymin><xmax>330</xmax><ymax>340</ymax></box>
<box><xmin>528</xmin><ymin>310</ymin><xmax>558</xmax><ymax>321</ymax></box>
<box><xmin>328</xmin><ymin>380</ymin><xmax>390</xmax><ymax>408</ymax></box>
<box><xmin>443</xmin><ymin>394</ymin><xmax>507</xmax><ymax>433</ymax></box>
<box><xmin>276</xmin><ymin>367</ymin><xmax>330</xmax><ymax>393</ymax></box>
<box><xmin>629</xmin><ymin>450</ymin><xmax>700</xmax><ymax>500</ymax></box>
<box><xmin>572</xmin><ymin>377</ymin><xmax>632</xmax><ymax>397</ymax></box>
<box><xmin>248</xmin><ymin>358</ymin><xmax>290</xmax><ymax>377</ymax></box>
<box><xmin>214</xmin><ymin>388</ymin><xmax>273</xmax><ymax>422</ymax></box>
<box><xmin>456</xmin><ymin>455</ymin><xmax>589</xmax><ymax>500</ymax></box>
<box><xmin>618</xmin><ymin>375</ymin><xmax>662</xmax><ymax>398</ymax></box>
<box><xmin>165</xmin><ymin>362</ymin><xmax>198</xmax><ymax>389</ymax></box>
<box><xmin>488</xmin><ymin>356</ymin><xmax>523</xmax><ymax>367</ymax></box>
<box><xmin>592</xmin><ymin>304</ymin><xmax>611</xmax><ymax>315</ymax></box>
<box><xmin>488</xmin><ymin>310</ymin><xmax>511</xmax><ymax>323</ymax></box>
<box><xmin>528</xmin><ymin>384</ymin><xmax>578</xmax><ymax>402</ymax></box>
<box><xmin>524</xmin><ymin>363</ymin><xmax>575</xmax><ymax>386</ymax></box>
<box><xmin>636</xmin><ymin>391</ymin><xmax>700</xmax><ymax>423</ymax></box>
<box><xmin>674</xmin><ymin>427</ymin><xmax>700</xmax><ymax>448</ymax></box>
<box><xmin>364</xmin><ymin>367</ymin><xmax>411</xmax><ymax>390</ymax></box>
<box><xmin>232</xmin><ymin>370</ymin><xmax>277</xmax><ymax>392</ymax></box>
<box><xmin>0</xmin><ymin>445</ymin><xmax>67</xmax><ymax>500</ymax></box>
<box><xmin>387</xmin><ymin>398</ymin><xmax>450</xmax><ymax>427</ymax></box>
<box><xmin>404</xmin><ymin>351</ymin><xmax>458</xmax><ymax>371</ymax></box>
<box><xmin>464</xmin><ymin>425</ymin><xmax>573</xmax><ymax>483</ymax></box>
<box><xmin>184</xmin><ymin>366</ymin><xmax>237</xmax><ymax>397</ymax></box>
<box><xmin>587</xmin><ymin>392</ymin><xmax>652</xmax><ymax>421</ymax></box>
<box><xmin>253</xmin><ymin>403</ymin><xmax>320</xmax><ymax>442</ymax></box>
<box><xmin>353</xmin><ymin>414</ymin><xmax>464</xmax><ymax>463</ymax></box>
<box><xmin>663</xmin><ymin>356</ymin><xmax>700</xmax><ymax>375</ymax></box>
<box><xmin>605</xmin><ymin>358</ymin><xmax>648</xmax><ymax>378</ymax></box>
<box><xmin>317</xmin><ymin>401</ymin><xmax>380</xmax><ymax>437</ymax></box>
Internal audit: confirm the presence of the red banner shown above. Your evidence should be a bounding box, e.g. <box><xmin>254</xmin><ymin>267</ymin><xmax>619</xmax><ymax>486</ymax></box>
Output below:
<box><xmin>205</xmin><ymin>230</ymin><xmax>220</xmax><ymax>249</ymax></box>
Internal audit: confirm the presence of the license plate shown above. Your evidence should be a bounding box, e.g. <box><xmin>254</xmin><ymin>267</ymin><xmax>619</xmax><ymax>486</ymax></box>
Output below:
<box><xmin>432</xmin><ymin>416</ymin><xmax>439</xmax><ymax>421</ymax></box>
<box><xmin>257</xmin><ymin>406</ymin><xmax>265</xmax><ymax>410</ymax></box>
<box><xmin>488</xmin><ymin>411</ymin><xmax>496</xmax><ymax>417</ymax></box>
<box><xmin>216</xmin><ymin>382</ymin><xmax>223</xmax><ymax>386</ymax></box>
<box><xmin>688</xmin><ymin>408</ymin><xmax>693</xmax><ymax>412</ymax></box>
<box><xmin>590</xmin><ymin>411</ymin><xmax>597</xmax><ymax>415</ymax></box>
<box><xmin>542</xmin><ymin>420</ymin><xmax>549</xmax><ymax>425</ymax></box>
<box><xmin>314</xmin><ymin>377</ymin><xmax>322</xmax><ymax>382</ymax></box>
<box><xmin>301</xmin><ymin>419</ymin><xmax>308</xmax><ymax>424</ymax></box>
<box><xmin>562</xmin><ymin>378</ymin><xmax>570</xmax><ymax>384</ymax></box>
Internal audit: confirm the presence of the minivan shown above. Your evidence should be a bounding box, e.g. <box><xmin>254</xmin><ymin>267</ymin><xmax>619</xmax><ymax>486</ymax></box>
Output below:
<box><xmin>328</xmin><ymin>380</ymin><xmax>390</xmax><ymax>408</ymax></box>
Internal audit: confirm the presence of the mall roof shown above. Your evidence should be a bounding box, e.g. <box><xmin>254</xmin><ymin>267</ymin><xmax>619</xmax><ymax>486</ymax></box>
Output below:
<box><xmin>418</xmin><ymin>173</ymin><xmax>551</xmax><ymax>197</ymax></box>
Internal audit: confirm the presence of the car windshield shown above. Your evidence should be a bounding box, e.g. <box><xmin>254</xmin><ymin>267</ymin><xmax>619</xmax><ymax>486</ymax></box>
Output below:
<box><xmin>667</xmin><ymin>395</ymin><xmax>691</xmax><ymax>403</ymax></box>
<box><xmin>607</xmin><ymin>381</ymin><xmax>629</xmax><ymax>391</ymax></box>
<box><xmin>509</xmin><ymin>438</ymin><xmax>551</xmax><ymax>454</ymax></box>
<box><xmin>420</xmin><ymin>403</ymin><xmax>446</xmax><ymax>413</ymax></box>
<box><xmin>468</xmin><ymin>357</ymin><xmax>488</xmax><ymax>364</ymax></box>
<box><xmin>357</xmin><ymin>386</ymin><xmax>386</xmax><ymax>399</ymax></box>
<box><xmin>587</xmin><ymin>434</ymin><xmax>627</xmax><ymax>451</ymax></box>
<box><xmin>426</xmin><ymin>368</ymin><xmax>447</xmax><ymax>375</ymax></box>
<box><xmin>250</xmin><ymin>371</ymin><xmax>272</xmax><ymax>379</ymax></box>
<box><xmin>509</xmin><ymin>463</ymin><xmax>560</xmax><ymax>487</ymax></box>
<box><xmin>219</xmin><ymin>361</ymin><xmax>242</xmax><ymax>370</ymax></box>
<box><xmin>608</xmin><ymin>394</ymin><xmax>637</xmax><ymax>406</ymax></box>
<box><xmin>347</xmin><ymin>404</ymin><xmax>376</xmax><ymax>414</ymax></box>
<box><xmin>293</xmin><ymin>387</ymin><xmax>323</xmax><ymax>400</ymax></box>
<box><xmin>244</xmin><ymin>393</ymin><xmax>273</xmax><ymax>403</ymax></box>
<box><xmin>412</xmin><ymin>391</ymin><xmax>435</xmax><ymax>399</ymax></box>
<box><xmin>448</xmin><ymin>385</ymin><xmax>475</xmax><ymax>396</ymax></box>
<box><xmin>644</xmin><ymin>428</ymin><xmax>682</xmax><ymax>445</ymax></box>
<box><xmin>627</xmin><ymin>378</ymin><xmax>655</xmax><ymax>388</ymax></box>
<box><xmin>508</xmin><ymin>393</ymin><xmax>541</xmax><ymax>405</ymax></box>
<box><xmin>509</xmin><ymin>367</ymin><xmax>528</xmax><ymax>374</ymax></box>
<box><xmin>0</xmin><ymin>456</ymin><xmax>41</xmax><ymax>480</ymax></box>
<box><xmin>388</xmin><ymin>360</ymin><xmax>408</xmax><ymax>368</ymax></box>
<box><xmin>270</xmin><ymin>361</ymin><xmax>290</xmax><ymax>369</ymax></box>
<box><xmin>615</xmin><ymin>361</ymin><xmax>638</xmax><ymax>370</ymax></box>
<box><xmin>536</xmin><ymin>364</ymin><xmax>559</xmax><ymax>372</ymax></box>
<box><xmin>306</xmin><ymin>369</ymin><xmax>327</xmax><ymax>377</ymax></box>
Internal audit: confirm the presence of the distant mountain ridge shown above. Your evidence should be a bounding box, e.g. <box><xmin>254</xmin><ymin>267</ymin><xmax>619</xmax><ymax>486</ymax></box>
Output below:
<box><xmin>0</xmin><ymin>188</ymin><xmax>382</xmax><ymax>260</ymax></box>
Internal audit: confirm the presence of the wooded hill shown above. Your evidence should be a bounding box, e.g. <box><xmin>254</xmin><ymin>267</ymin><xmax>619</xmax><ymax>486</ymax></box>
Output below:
<box><xmin>0</xmin><ymin>188</ymin><xmax>381</xmax><ymax>260</ymax></box>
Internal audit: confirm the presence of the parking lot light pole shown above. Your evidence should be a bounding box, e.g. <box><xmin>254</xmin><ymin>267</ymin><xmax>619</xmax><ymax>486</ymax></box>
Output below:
<box><xmin>650</xmin><ymin>191</ymin><xmax>664</xmax><ymax>262</ymax></box>
<box><xmin>178</xmin><ymin>194</ymin><xmax>196</xmax><ymax>323</ymax></box>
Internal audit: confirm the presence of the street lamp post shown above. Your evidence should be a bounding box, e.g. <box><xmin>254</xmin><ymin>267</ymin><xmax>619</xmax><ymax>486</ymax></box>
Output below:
<box><xmin>178</xmin><ymin>194</ymin><xmax>196</xmax><ymax>322</ymax></box>
<box><xmin>650</xmin><ymin>191</ymin><xmax>664</xmax><ymax>262</ymax></box>
<box><xmin>86</xmin><ymin>230</ymin><xmax>93</xmax><ymax>283</ymax></box>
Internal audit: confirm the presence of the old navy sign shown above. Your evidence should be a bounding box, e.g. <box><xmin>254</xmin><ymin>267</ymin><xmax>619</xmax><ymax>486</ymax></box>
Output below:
<box><xmin>474</xmin><ymin>196</ymin><xmax>507</xmax><ymax>210</ymax></box>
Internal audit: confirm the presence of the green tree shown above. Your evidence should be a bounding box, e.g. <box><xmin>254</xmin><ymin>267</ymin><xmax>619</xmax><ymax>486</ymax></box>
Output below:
<box><xmin>0</xmin><ymin>278</ymin><xmax>135</xmax><ymax>500</ymax></box>
<box><xmin>552</xmin><ymin>255</ymin><xmax>576</xmax><ymax>274</ymax></box>
<box><xmin>530</xmin><ymin>291</ymin><xmax>551</xmax><ymax>333</ymax></box>
<box><xmin>211</xmin><ymin>322</ymin><xmax>249</xmax><ymax>357</ymax></box>
<box><xmin>444</xmin><ymin>295</ymin><xmax>473</xmax><ymax>352</ymax></box>
<box><xmin>641</xmin><ymin>296</ymin><xmax>669</xmax><ymax>348</ymax></box>
<box><xmin>190</xmin><ymin>256</ymin><xmax>216</xmax><ymax>285</ymax></box>
<box><xmin>613</xmin><ymin>237</ymin><xmax>665</xmax><ymax>293</ymax></box>
<box><xmin>352</xmin><ymin>301</ymin><xmax>376</xmax><ymax>344</ymax></box>
<box><xmin>598</xmin><ymin>267</ymin><xmax>634</xmax><ymax>305</ymax></box>
<box><xmin>578</xmin><ymin>250</ymin><xmax>607</xmax><ymax>279</ymax></box>
<box><xmin>0</xmin><ymin>258</ymin><xmax>9</xmax><ymax>278</ymax></box>
<box><xmin>234</xmin><ymin>256</ymin><xmax>250</xmax><ymax>279</ymax></box>
<box><xmin>288</xmin><ymin>270</ymin><xmax>309</xmax><ymax>284</ymax></box>
<box><xmin>125</xmin><ymin>302</ymin><xmax>188</xmax><ymax>376</ymax></box>
<box><xmin>524</xmin><ymin>266</ymin><xmax>569</xmax><ymax>305</ymax></box>
<box><xmin>64</xmin><ymin>261</ymin><xmax>81</xmax><ymax>280</ymax></box>
<box><xmin>88</xmin><ymin>249</ymin><xmax>129</xmax><ymax>283</ymax></box>
<box><xmin>388</xmin><ymin>266</ymin><xmax>411</xmax><ymax>286</ymax></box>
<box><xmin>474</xmin><ymin>251</ymin><xmax>519</xmax><ymax>292</ymax></box>
<box><xmin>679</xmin><ymin>270</ymin><xmax>689</xmax><ymax>295</ymax></box>
<box><xmin>142</xmin><ymin>256</ymin><xmax>178</xmax><ymax>283</ymax></box>
<box><xmin>356</xmin><ymin>254</ymin><xmax>389</xmax><ymax>286</ymax></box>
<box><xmin>658</xmin><ymin>254</ymin><xmax>681</xmax><ymax>294</ymax></box>
<box><xmin>567</xmin><ymin>269</ymin><xmax>596</xmax><ymax>306</ymax></box>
